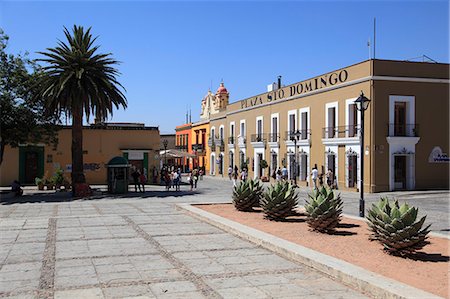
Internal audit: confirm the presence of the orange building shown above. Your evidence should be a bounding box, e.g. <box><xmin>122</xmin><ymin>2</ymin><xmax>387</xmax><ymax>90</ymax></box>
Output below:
<box><xmin>175</xmin><ymin>123</ymin><xmax>192</xmax><ymax>172</ymax></box>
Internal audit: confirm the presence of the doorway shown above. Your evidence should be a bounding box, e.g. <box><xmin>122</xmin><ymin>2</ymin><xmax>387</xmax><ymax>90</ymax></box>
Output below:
<box><xmin>394</xmin><ymin>155</ymin><xmax>407</xmax><ymax>190</ymax></box>
<box><xmin>257</xmin><ymin>153</ymin><xmax>263</xmax><ymax>178</ymax></box>
<box><xmin>348</xmin><ymin>155</ymin><xmax>357</xmax><ymax>188</ymax></box>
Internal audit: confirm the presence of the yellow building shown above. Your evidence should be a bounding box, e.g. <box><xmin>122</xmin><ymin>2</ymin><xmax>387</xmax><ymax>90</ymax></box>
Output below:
<box><xmin>191</xmin><ymin>120</ymin><xmax>210</xmax><ymax>173</ymax></box>
<box><xmin>0</xmin><ymin>123</ymin><xmax>160</xmax><ymax>186</ymax></box>
<box><xmin>194</xmin><ymin>59</ymin><xmax>449</xmax><ymax>192</ymax></box>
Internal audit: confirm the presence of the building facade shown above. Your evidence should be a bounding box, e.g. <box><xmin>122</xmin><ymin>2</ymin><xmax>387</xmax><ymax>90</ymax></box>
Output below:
<box><xmin>0</xmin><ymin>123</ymin><xmax>160</xmax><ymax>186</ymax></box>
<box><xmin>199</xmin><ymin>59</ymin><xmax>449</xmax><ymax>192</ymax></box>
<box><xmin>175</xmin><ymin>123</ymin><xmax>192</xmax><ymax>172</ymax></box>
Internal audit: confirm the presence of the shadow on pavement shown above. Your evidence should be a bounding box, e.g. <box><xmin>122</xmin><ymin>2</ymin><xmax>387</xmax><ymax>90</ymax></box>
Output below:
<box><xmin>1</xmin><ymin>189</ymin><xmax>203</xmax><ymax>205</ymax></box>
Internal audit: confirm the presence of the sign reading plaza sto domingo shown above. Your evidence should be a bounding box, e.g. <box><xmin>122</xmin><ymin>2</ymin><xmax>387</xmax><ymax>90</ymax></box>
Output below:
<box><xmin>240</xmin><ymin>70</ymin><xmax>349</xmax><ymax>109</ymax></box>
<box><xmin>181</xmin><ymin>59</ymin><xmax>449</xmax><ymax>193</ymax></box>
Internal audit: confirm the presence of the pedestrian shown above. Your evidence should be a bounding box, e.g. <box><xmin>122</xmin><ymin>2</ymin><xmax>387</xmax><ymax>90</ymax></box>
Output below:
<box><xmin>318</xmin><ymin>174</ymin><xmax>324</xmax><ymax>188</ymax></box>
<box><xmin>276</xmin><ymin>167</ymin><xmax>282</xmax><ymax>182</ymax></box>
<box><xmin>232</xmin><ymin>170</ymin><xmax>238</xmax><ymax>187</ymax></box>
<box><xmin>241</xmin><ymin>168</ymin><xmax>248</xmax><ymax>181</ymax></box>
<box><xmin>164</xmin><ymin>171</ymin><xmax>171</xmax><ymax>191</ymax></box>
<box><xmin>281</xmin><ymin>166</ymin><xmax>288</xmax><ymax>181</ymax></box>
<box><xmin>11</xmin><ymin>180</ymin><xmax>23</xmax><ymax>196</ymax></box>
<box><xmin>131</xmin><ymin>168</ymin><xmax>141</xmax><ymax>192</ymax></box>
<box><xmin>193</xmin><ymin>168</ymin><xmax>199</xmax><ymax>188</ymax></box>
<box><xmin>139</xmin><ymin>170</ymin><xmax>146</xmax><ymax>193</ymax></box>
<box><xmin>188</xmin><ymin>172</ymin><xmax>194</xmax><ymax>191</ymax></box>
<box><xmin>173</xmin><ymin>170</ymin><xmax>180</xmax><ymax>191</ymax></box>
<box><xmin>228</xmin><ymin>165</ymin><xmax>233</xmax><ymax>180</ymax></box>
<box><xmin>199</xmin><ymin>168</ymin><xmax>203</xmax><ymax>180</ymax></box>
<box><xmin>326</xmin><ymin>169</ymin><xmax>334</xmax><ymax>188</ymax></box>
<box><xmin>311</xmin><ymin>166</ymin><xmax>319</xmax><ymax>189</ymax></box>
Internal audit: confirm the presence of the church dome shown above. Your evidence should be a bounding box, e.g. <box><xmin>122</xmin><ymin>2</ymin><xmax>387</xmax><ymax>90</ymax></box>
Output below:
<box><xmin>216</xmin><ymin>82</ymin><xmax>228</xmax><ymax>94</ymax></box>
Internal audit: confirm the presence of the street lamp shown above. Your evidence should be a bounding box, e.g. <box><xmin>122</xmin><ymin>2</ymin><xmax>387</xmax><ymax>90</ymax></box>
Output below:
<box><xmin>163</xmin><ymin>139</ymin><xmax>168</xmax><ymax>168</ymax></box>
<box><xmin>354</xmin><ymin>91</ymin><xmax>371</xmax><ymax>217</ymax></box>
<box><xmin>290</xmin><ymin>130</ymin><xmax>302</xmax><ymax>186</ymax></box>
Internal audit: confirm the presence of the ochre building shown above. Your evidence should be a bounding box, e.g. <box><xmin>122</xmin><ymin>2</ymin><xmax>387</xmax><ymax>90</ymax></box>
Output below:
<box><xmin>194</xmin><ymin>59</ymin><xmax>449</xmax><ymax>192</ymax></box>
<box><xmin>0</xmin><ymin>123</ymin><xmax>160</xmax><ymax>186</ymax></box>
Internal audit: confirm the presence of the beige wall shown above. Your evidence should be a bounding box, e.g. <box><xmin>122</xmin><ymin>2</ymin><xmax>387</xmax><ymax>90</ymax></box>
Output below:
<box><xmin>205</xmin><ymin>59</ymin><xmax>449</xmax><ymax>192</ymax></box>
<box><xmin>0</xmin><ymin>127</ymin><xmax>160</xmax><ymax>186</ymax></box>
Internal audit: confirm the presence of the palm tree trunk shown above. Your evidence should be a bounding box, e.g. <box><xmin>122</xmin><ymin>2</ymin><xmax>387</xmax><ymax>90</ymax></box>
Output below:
<box><xmin>72</xmin><ymin>105</ymin><xmax>86</xmax><ymax>186</ymax></box>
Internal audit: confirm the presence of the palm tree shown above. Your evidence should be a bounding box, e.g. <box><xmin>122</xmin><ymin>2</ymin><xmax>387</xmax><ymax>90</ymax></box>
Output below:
<box><xmin>37</xmin><ymin>25</ymin><xmax>127</xmax><ymax>193</ymax></box>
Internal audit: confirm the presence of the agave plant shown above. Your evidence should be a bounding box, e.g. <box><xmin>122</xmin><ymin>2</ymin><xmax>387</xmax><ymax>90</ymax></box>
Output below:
<box><xmin>367</xmin><ymin>197</ymin><xmax>431</xmax><ymax>255</ymax></box>
<box><xmin>304</xmin><ymin>187</ymin><xmax>343</xmax><ymax>233</ymax></box>
<box><xmin>232</xmin><ymin>179</ymin><xmax>263</xmax><ymax>211</ymax></box>
<box><xmin>260</xmin><ymin>181</ymin><xmax>299</xmax><ymax>220</ymax></box>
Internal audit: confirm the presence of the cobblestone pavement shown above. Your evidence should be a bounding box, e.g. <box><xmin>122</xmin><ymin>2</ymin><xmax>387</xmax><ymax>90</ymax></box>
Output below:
<box><xmin>0</xmin><ymin>178</ymin><xmax>370</xmax><ymax>298</ymax></box>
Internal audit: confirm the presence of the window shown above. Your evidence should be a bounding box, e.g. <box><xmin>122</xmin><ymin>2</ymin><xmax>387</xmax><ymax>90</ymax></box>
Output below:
<box><xmin>300</xmin><ymin>112</ymin><xmax>307</xmax><ymax>140</ymax></box>
<box><xmin>348</xmin><ymin>104</ymin><xmax>357</xmax><ymax>137</ymax></box>
<box><xmin>257</xmin><ymin>119</ymin><xmax>262</xmax><ymax>137</ymax></box>
<box><xmin>328</xmin><ymin>107</ymin><xmax>336</xmax><ymax>138</ymax></box>
<box><xmin>394</xmin><ymin>102</ymin><xmax>407</xmax><ymax>136</ymax></box>
<box><xmin>299</xmin><ymin>154</ymin><xmax>307</xmax><ymax>181</ymax></box>
<box><xmin>289</xmin><ymin>113</ymin><xmax>296</xmax><ymax>132</ymax></box>
<box><xmin>272</xmin><ymin>117</ymin><xmax>278</xmax><ymax>142</ymax></box>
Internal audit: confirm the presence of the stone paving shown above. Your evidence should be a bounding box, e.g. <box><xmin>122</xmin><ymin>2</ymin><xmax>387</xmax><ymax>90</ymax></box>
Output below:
<box><xmin>0</xmin><ymin>178</ymin><xmax>371</xmax><ymax>299</ymax></box>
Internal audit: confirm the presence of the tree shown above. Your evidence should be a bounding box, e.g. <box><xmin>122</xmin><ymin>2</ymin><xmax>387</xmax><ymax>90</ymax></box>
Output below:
<box><xmin>36</xmin><ymin>25</ymin><xmax>127</xmax><ymax>189</ymax></box>
<box><xmin>0</xmin><ymin>29</ymin><xmax>59</xmax><ymax>165</ymax></box>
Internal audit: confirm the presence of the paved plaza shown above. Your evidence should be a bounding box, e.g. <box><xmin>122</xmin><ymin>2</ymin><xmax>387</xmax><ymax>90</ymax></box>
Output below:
<box><xmin>0</xmin><ymin>177</ymin><xmax>448</xmax><ymax>298</ymax></box>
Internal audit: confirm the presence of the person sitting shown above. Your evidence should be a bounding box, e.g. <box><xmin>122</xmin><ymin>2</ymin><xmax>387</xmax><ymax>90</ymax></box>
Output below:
<box><xmin>11</xmin><ymin>180</ymin><xmax>23</xmax><ymax>196</ymax></box>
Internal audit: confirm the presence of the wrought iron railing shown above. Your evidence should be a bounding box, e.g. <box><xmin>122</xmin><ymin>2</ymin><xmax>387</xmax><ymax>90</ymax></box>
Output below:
<box><xmin>387</xmin><ymin>124</ymin><xmax>419</xmax><ymax>137</ymax></box>
<box><xmin>322</xmin><ymin>126</ymin><xmax>359</xmax><ymax>139</ymax></box>
<box><xmin>284</xmin><ymin>129</ymin><xmax>311</xmax><ymax>141</ymax></box>
<box><xmin>268</xmin><ymin>133</ymin><xmax>279</xmax><ymax>143</ymax></box>
<box><xmin>250</xmin><ymin>133</ymin><xmax>267</xmax><ymax>143</ymax></box>
<box><xmin>228</xmin><ymin>136</ymin><xmax>235</xmax><ymax>145</ymax></box>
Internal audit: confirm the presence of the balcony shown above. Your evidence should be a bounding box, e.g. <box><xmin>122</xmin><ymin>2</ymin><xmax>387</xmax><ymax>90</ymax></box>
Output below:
<box><xmin>191</xmin><ymin>144</ymin><xmax>204</xmax><ymax>152</ymax></box>
<box><xmin>268</xmin><ymin>133</ymin><xmax>279</xmax><ymax>143</ymax></box>
<box><xmin>322</xmin><ymin>126</ymin><xmax>359</xmax><ymax>139</ymax></box>
<box><xmin>237</xmin><ymin>136</ymin><xmax>247</xmax><ymax>147</ymax></box>
<box><xmin>228</xmin><ymin>136</ymin><xmax>235</xmax><ymax>145</ymax></box>
<box><xmin>387</xmin><ymin>124</ymin><xmax>419</xmax><ymax>137</ymax></box>
<box><xmin>285</xmin><ymin>130</ymin><xmax>311</xmax><ymax>141</ymax></box>
<box><xmin>175</xmin><ymin>145</ymin><xmax>188</xmax><ymax>150</ymax></box>
<box><xmin>207</xmin><ymin>137</ymin><xmax>215</xmax><ymax>148</ymax></box>
<box><xmin>216</xmin><ymin>138</ymin><xmax>225</xmax><ymax>151</ymax></box>
<box><xmin>251</xmin><ymin>133</ymin><xmax>267</xmax><ymax>143</ymax></box>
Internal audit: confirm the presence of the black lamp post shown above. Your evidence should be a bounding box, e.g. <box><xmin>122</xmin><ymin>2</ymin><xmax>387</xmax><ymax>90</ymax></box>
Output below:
<box><xmin>163</xmin><ymin>139</ymin><xmax>168</xmax><ymax>167</ymax></box>
<box><xmin>290</xmin><ymin>130</ymin><xmax>302</xmax><ymax>186</ymax></box>
<box><xmin>354</xmin><ymin>91</ymin><xmax>371</xmax><ymax>217</ymax></box>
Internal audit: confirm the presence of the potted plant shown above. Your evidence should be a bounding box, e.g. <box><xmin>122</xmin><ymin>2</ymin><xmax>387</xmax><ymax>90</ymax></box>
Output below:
<box><xmin>52</xmin><ymin>169</ymin><xmax>65</xmax><ymax>190</ymax></box>
<box><xmin>260</xmin><ymin>159</ymin><xmax>269</xmax><ymax>182</ymax></box>
<box><xmin>35</xmin><ymin>177</ymin><xmax>44</xmax><ymax>190</ymax></box>
<box><xmin>45</xmin><ymin>177</ymin><xmax>55</xmax><ymax>190</ymax></box>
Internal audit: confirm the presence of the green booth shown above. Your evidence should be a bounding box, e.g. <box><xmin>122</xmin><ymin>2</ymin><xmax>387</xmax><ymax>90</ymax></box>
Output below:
<box><xmin>107</xmin><ymin>156</ymin><xmax>130</xmax><ymax>194</ymax></box>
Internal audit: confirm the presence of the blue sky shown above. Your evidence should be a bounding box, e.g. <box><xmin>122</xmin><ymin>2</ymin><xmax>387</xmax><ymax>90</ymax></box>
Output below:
<box><xmin>1</xmin><ymin>1</ymin><xmax>448</xmax><ymax>134</ymax></box>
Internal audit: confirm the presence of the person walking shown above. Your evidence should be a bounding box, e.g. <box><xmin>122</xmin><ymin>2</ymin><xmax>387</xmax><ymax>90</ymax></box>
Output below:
<box><xmin>232</xmin><ymin>169</ymin><xmax>238</xmax><ymax>187</ymax></box>
<box><xmin>188</xmin><ymin>172</ymin><xmax>194</xmax><ymax>191</ymax></box>
<box><xmin>193</xmin><ymin>168</ymin><xmax>199</xmax><ymax>188</ymax></box>
<box><xmin>276</xmin><ymin>167</ymin><xmax>282</xmax><ymax>182</ymax></box>
<box><xmin>139</xmin><ymin>170</ymin><xmax>146</xmax><ymax>193</ymax></box>
<box><xmin>131</xmin><ymin>168</ymin><xmax>141</xmax><ymax>192</ymax></box>
<box><xmin>164</xmin><ymin>170</ymin><xmax>171</xmax><ymax>191</ymax></box>
<box><xmin>241</xmin><ymin>168</ymin><xmax>248</xmax><ymax>181</ymax></box>
<box><xmin>311</xmin><ymin>166</ymin><xmax>319</xmax><ymax>189</ymax></box>
<box><xmin>326</xmin><ymin>169</ymin><xmax>334</xmax><ymax>188</ymax></box>
<box><xmin>228</xmin><ymin>166</ymin><xmax>233</xmax><ymax>180</ymax></box>
<box><xmin>281</xmin><ymin>166</ymin><xmax>288</xmax><ymax>181</ymax></box>
<box><xmin>173</xmin><ymin>170</ymin><xmax>180</xmax><ymax>191</ymax></box>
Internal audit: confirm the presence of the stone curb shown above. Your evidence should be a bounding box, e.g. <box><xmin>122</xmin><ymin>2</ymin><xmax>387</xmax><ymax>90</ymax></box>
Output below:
<box><xmin>177</xmin><ymin>202</ymin><xmax>443</xmax><ymax>299</ymax></box>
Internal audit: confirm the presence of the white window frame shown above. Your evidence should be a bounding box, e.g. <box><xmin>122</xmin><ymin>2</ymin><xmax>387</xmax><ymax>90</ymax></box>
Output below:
<box><xmin>256</xmin><ymin>116</ymin><xmax>264</xmax><ymax>136</ymax></box>
<box><xmin>287</xmin><ymin>109</ymin><xmax>297</xmax><ymax>132</ymax></box>
<box><xmin>298</xmin><ymin>107</ymin><xmax>310</xmax><ymax>139</ymax></box>
<box><xmin>325</xmin><ymin>102</ymin><xmax>338</xmax><ymax>138</ymax></box>
<box><xmin>345</xmin><ymin>98</ymin><xmax>360</xmax><ymax>138</ymax></box>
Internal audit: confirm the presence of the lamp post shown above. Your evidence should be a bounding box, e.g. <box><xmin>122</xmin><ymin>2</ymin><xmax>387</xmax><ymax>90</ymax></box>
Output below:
<box><xmin>290</xmin><ymin>130</ymin><xmax>302</xmax><ymax>186</ymax></box>
<box><xmin>354</xmin><ymin>91</ymin><xmax>371</xmax><ymax>217</ymax></box>
<box><xmin>163</xmin><ymin>139</ymin><xmax>168</xmax><ymax>168</ymax></box>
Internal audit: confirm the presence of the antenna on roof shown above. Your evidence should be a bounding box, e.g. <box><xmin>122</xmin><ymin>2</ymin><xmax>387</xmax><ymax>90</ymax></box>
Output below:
<box><xmin>373</xmin><ymin>17</ymin><xmax>376</xmax><ymax>59</ymax></box>
<box><xmin>367</xmin><ymin>38</ymin><xmax>371</xmax><ymax>59</ymax></box>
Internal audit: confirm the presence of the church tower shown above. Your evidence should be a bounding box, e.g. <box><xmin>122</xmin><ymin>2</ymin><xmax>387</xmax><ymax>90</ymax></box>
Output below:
<box><xmin>200</xmin><ymin>82</ymin><xmax>229</xmax><ymax>120</ymax></box>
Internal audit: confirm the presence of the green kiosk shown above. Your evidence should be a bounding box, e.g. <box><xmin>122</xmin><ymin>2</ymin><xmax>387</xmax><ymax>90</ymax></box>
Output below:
<box><xmin>107</xmin><ymin>156</ymin><xmax>130</xmax><ymax>194</ymax></box>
